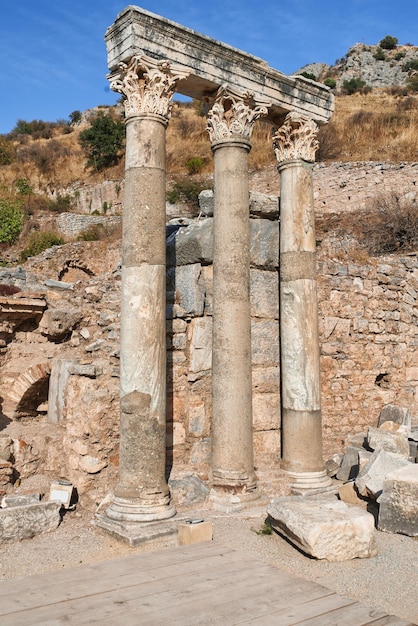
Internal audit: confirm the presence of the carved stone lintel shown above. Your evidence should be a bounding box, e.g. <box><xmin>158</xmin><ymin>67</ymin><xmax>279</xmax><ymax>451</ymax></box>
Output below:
<box><xmin>108</xmin><ymin>54</ymin><xmax>189</xmax><ymax>120</ymax></box>
<box><xmin>273</xmin><ymin>112</ymin><xmax>319</xmax><ymax>163</ymax></box>
<box><xmin>206</xmin><ymin>84</ymin><xmax>270</xmax><ymax>144</ymax></box>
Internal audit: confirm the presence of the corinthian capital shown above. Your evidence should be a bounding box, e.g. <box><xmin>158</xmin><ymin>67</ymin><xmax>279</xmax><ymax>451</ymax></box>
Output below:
<box><xmin>108</xmin><ymin>55</ymin><xmax>189</xmax><ymax>120</ymax></box>
<box><xmin>206</xmin><ymin>84</ymin><xmax>270</xmax><ymax>144</ymax></box>
<box><xmin>273</xmin><ymin>112</ymin><xmax>319</xmax><ymax>163</ymax></box>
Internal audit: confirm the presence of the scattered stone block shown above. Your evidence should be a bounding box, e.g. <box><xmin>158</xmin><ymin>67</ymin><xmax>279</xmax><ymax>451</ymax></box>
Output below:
<box><xmin>367</xmin><ymin>427</ymin><xmax>410</xmax><ymax>457</ymax></box>
<box><xmin>378</xmin><ymin>465</ymin><xmax>418</xmax><ymax>536</ymax></box>
<box><xmin>355</xmin><ymin>449</ymin><xmax>410</xmax><ymax>499</ymax></box>
<box><xmin>2</xmin><ymin>494</ymin><xmax>40</xmax><ymax>507</ymax></box>
<box><xmin>358</xmin><ymin>449</ymin><xmax>372</xmax><ymax>472</ymax></box>
<box><xmin>378</xmin><ymin>404</ymin><xmax>411</xmax><ymax>430</ymax></box>
<box><xmin>268</xmin><ymin>496</ymin><xmax>377</xmax><ymax>561</ymax></box>
<box><xmin>336</xmin><ymin>446</ymin><xmax>361</xmax><ymax>481</ymax></box>
<box><xmin>178</xmin><ymin>519</ymin><xmax>213</xmax><ymax>546</ymax></box>
<box><xmin>0</xmin><ymin>501</ymin><xmax>61</xmax><ymax>542</ymax></box>
<box><xmin>338</xmin><ymin>481</ymin><xmax>366</xmax><ymax>506</ymax></box>
<box><xmin>169</xmin><ymin>475</ymin><xmax>210</xmax><ymax>508</ymax></box>
<box><xmin>325</xmin><ymin>454</ymin><xmax>343</xmax><ymax>477</ymax></box>
<box><xmin>408</xmin><ymin>440</ymin><xmax>417</xmax><ymax>462</ymax></box>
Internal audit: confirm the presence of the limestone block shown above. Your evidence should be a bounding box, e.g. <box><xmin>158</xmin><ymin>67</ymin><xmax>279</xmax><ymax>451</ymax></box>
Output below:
<box><xmin>336</xmin><ymin>446</ymin><xmax>361</xmax><ymax>482</ymax></box>
<box><xmin>167</xmin><ymin>218</ymin><xmax>213</xmax><ymax>267</ymax></box>
<box><xmin>250</xmin><ymin>219</ymin><xmax>279</xmax><ymax>268</ymax></box>
<box><xmin>0</xmin><ymin>501</ymin><xmax>61</xmax><ymax>543</ymax></box>
<box><xmin>251</xmin><ymin>319</ymin><xmax>280</xmax><ymax>367</ymax></box>
<box><xmin>378</xmin><ymin>404</ymin><xmax>411</xmax><ymax>430</ymax></box>
<box><xmin>252</xmin><ymin>393</ymin><xmax>280</xmax><ymax>431</ymax></box>
<box><xmin>355</xmin><ymin>448</ymin><xmax>410</xmax><ymax>499</ymax></box>
<box><xmin>198</xmin><ymin>190</ymin><xmax>278</xmax><ymax>219</ymax></box>
<box><xmin>267</xmin><ymin>496</ymin><xmax>377</xmax><ymax>561</ymax></box>
<box><xmin>250</xmin><ymin>269</ymin><xmax>279</xmax><ymax>319</ymax></box>
<box><xmin>338</xmin><ymin>481</ymin><xmax>366</xmax><ymax>505</ymax></box>
<box><xmin>178</xmin><ymin>520</ymin><xmax>212</xmax><ymax>546</ymax></box>
<box><xmin>249</xmin><ymin>191</ymin><xmax>279</xmax><ymax>218</ymax></box>
<box><xmin>358</xmin><ymin>449</ymin><xmax>372</xmax><ymax>472</ymax></box>
<box><xmin>325</xmin><ymin>454</ymin><xmax>343</xmax><ymax>477</ymax></box>
<box><xmin>168</xmin><ymin>264</ymin><xmax>205</xmax><ymax>317</ymax></box>
<box><xmin>189</xmin><ymin>318</ymin><xmax>212</xmax><ymax>374</ymax></box>
<box><xmin>169</xmin><ymin>475</ymin><xmax>210</xmax><ymax>507</ymax></box>
<box><xmin>367</xmin><ymin>427</ymin><xmax>410</xmax><ymax>457</ymax></box>
<box><xmin>377</xmin><ymin>465</ymin><xmax>418</xmax><ymax>536</ymax></box>
<box><xmin>252</xmin><ymin>366</ymin><xmax>280</xmax><ymax>394</ymax></box>
<box><xmin>39</xmin><ymin>307</ymin><xmax>82</xmax><ymax>340</ymax></box>
<box><xmin>79</xmin><ymin>455</ymin><xmax>108</xmax><ymax>474</ymax></box>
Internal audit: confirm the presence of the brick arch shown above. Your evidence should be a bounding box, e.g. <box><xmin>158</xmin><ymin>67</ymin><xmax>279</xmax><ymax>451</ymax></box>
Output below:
<box><xmin>8</xmin><ymin>362</ymin><xmax>51</xmax><ymax>418</ymax></box>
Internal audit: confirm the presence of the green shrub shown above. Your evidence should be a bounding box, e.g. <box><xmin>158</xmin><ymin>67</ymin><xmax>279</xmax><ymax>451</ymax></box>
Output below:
<box><xmin>15</xmin><ymin>178</ymin><xmax>32</xmax><ymax>196</ymax></box>
<box><xmin>324</xmin><ymin>77</ymin><xmax>337</xmax><ymax>89</ymax></box>
<box><xmin>379</xmin><ymin>35</ymin><xmax>398</xmax><ymax>50</ymax></box>
<box><xmin>20</xmin><ymin>231</ymin><xmax>64</xmax><ymax>261</ymax></box>
<box><xmin>374</xmin><ymin>48</ymin><xmax>386</xmax><ymax>61</ymax></box>
<box><xmin>69</xmin><ymin>110</ymin><xmax>82</xmax><ymax>125</ymax></box>
<box><xmin>185</xmin><ymin>156</ymin><xmax>206</xmax><ymax>175</ymax></box>
<box><xmin>48</xmin><ymin>194</ymin><xmax>73</xmax><ymax>213</ymax></box>
<box><xmin>79</xmin><ymin>114</ymin><xmax>125</xmax><ymax>170</ymax></box>
<box><xmin>402</xmin><ymin>59</ymin><xmax>418</xmax><ymax>73</ymax></box>
<box><xmin>299</xmin><ymin>71</ymin><xmax>317</xmax><ymax>81</ymax></box>
<box><xmin>406</xmin><ymin>74</ymin><xmax>418</xmax><ymax>92</ymax></box>
<box><xmin>394</xmin><ymin>51</ymin><xmax>406</xmax><ymax>61</ymax></box>
<box><xmin>167</xmin><ymin>178</ymin><xmax>207</xmax><ymax>207</ymax></box>
<box><xmin>341</xmin><ymin>78</ymin><xmax>368</xmax><ymax>94</ymax></box>
<box><xmin>0</xmin><ymin>199</ymin><xmax>24</xmax><ymax>244</ymax></box>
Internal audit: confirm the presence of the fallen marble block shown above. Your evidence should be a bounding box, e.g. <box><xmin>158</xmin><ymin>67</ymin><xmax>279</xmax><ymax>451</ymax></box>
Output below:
<box><xmin>367</xmin><ymin>427</ymin><xmax>410</xmax><ymax>457</ymax></box>
<box><xmin>378</xmin><ymin>404</ymin><xmax>410</xmax><ymax>429</ymax></box>
<box><xmin>267</xmin><ymin>496</ymin><xmax>377</xmax><ymax>561</ymax></box>
<box><xmin>378</xmin><ymin>464</ymin><xmax>418</xmax><ymax>537</ymax></box>
<box><xmin>355</xmin><ymin>448</ymin><xmax>410</xmax><ymax>499</ymax></box>
<box><xmin>0</xmin><ymin>501</ymin><xmax>61</xmax><ymax>543</ymax></box>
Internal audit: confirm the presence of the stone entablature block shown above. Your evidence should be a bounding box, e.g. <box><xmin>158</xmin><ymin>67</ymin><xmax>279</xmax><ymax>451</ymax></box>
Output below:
<box><xmin>105</xmin><ymin>6</ymin><xmax>334</xmax><ymax>125</ymax></box>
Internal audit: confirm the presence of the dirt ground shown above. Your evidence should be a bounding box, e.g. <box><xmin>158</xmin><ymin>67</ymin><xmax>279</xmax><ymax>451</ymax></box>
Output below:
<box><xmin>0</xmin><ymin>502</ymin><xmax>417</xmax><ymax>624</ymax></box>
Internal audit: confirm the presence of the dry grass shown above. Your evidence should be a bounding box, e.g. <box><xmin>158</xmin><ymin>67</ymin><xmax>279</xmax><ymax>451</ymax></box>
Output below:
<box><xmin>1</xmin><ymin>90</ymin><xmax>417</xmax><ymax>199</ymax></box>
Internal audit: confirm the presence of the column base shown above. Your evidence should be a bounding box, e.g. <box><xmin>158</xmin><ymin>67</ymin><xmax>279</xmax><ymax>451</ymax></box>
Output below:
<box><xmin>103</xmin><ymin>494</ymin><xmax>176</xmax><ymax>523</ymax></box>
<box><xmin>94</xmin><ymin>512</ymin><xmax>178</xmax><ymax>546</ymax></box>
<box><xmin>285</xmin><ymin>469</ymin><xmax>333</xmax><ymax>495</ymax></box>
<box><xmin>209</xmin><ymin>487</ymin><xmax>266</xmax><ymax>513</ymax></box>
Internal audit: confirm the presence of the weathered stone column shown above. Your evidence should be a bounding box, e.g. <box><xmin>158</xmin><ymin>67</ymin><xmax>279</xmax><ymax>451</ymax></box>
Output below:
<box><xmin>102</xmin><ymin>56</ymin><xmax>188</xmax><ymax>523</ymax></box>
<box><xmin>273</xmin><ymin>112</ymin><xmax>331</xmax><ymax>492</ymax></box>
<box><xmin>206</xmin><ymin>86</ymin><xmax>270</xmax><ymax>510</ymax></box>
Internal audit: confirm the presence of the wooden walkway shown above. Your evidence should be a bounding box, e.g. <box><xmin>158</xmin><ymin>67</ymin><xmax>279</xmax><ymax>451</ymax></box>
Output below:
<box><xmin>0</xmin><ymin>541</ymin><xmax>414</xmax><ymax>625</ymax></box>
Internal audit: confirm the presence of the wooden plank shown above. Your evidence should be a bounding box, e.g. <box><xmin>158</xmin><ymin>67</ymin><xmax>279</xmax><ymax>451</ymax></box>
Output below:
<box><xmin>0</xmin><ymin>542</ymin><xmax>236</xmax><ymax>613</ymax></box>
<box><xmin>292</xmin><ymin>601</ymin><xmax>409</xmax><ymax>626</ymax></box>
<box><xmin>0</xmin><ymin>558</ymin><xmax>280</xmax><ymax>625</ymax></box>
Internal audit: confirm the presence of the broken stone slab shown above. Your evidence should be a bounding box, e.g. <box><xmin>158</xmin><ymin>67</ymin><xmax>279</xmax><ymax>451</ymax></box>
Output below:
<box><xmin>358</xmin><ymin>449</ymin><xmax>372</xmax><ymax>472</ymax></box>
<box><xmin>378</xmin><ymin>404</ymin><xmax>411</xmax><ymax>430</ymax></box>
<box><xmin>338</xmin><ymin>481</ymin><xmax>367</xmax><ymax>506</ymax></box>
<box><xmin>336</xmin><ymin>446</ymin><xmax>361</xmax><ymax>482</ymax></box>
<box><xmin>325</xmin><ymin>454</ymin><xmax>343</xmax><ymax>477</ymax></box>
<box><xmin>355</xmin><ymin>448</ymin><xmax>411</xmax><ymax>499</ymax></box>
<box><xmin>367</xmin><ymin>427</ymin><xmax>410</xmax><ymax>457</ymax></box>
<box><xmin>169</xmin><ymin>475</ymin><xmax>210</xmax><ymax>507</ymax></box>
<box><xmin>267</xmin><ymin>496</ymin><xmax>377</xmax><ymax>561</ymax></box>
<box><xmin>0</xmin><ymin>501</ymin><xmax>61</xmax><ymax>543</ymax></box>
<box><xmin>1</xmin><ymin>494</ymin><xmax>40</xmax><ymax>507</ymax></box>
<box><xmin>377</xmin><ymin>464</ymin><xmax>418</xmax><ymax>537</ymax></box>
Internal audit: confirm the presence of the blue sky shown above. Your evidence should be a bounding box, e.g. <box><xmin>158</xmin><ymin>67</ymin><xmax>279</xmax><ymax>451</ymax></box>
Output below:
<box><xmin>1</xmin><ymin>1</ymin><xmax>417</xmax><ymax>134</ymax></box>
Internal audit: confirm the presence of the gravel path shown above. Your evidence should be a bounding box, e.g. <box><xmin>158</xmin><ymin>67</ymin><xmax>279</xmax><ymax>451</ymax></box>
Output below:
<box><xmin>0</xmin><ymin>505</ymin><xmax>416</xmax><ymax>624</ymax></box>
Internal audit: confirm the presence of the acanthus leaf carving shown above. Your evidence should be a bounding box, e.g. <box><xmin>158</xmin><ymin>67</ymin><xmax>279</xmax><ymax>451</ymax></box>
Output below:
<box><xmin>206</xmin><ymin>84</ymin><xmax>270</xmax><ymax>143</ymax></box>
<box><xmin>108</xmin><ymin>54</ymin><xmax>189</xmax><ymax>120</ymax></box>
<box><xmin>273</xmin><ymin>112</ymin><xmax>319</xmax><ymax>163</ymax></box>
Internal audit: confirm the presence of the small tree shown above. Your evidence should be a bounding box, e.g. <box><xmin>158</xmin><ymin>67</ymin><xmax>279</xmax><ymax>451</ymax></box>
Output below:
<box><xmin>79</xmin><ymin>115</ymin><xmax>125</xmax><ymax>170</ymax></box>
<box><xmin>379</xmin><ymin>35</ymin><xmax>398</xmax><ymax>50</ymax></box>
<box><xmin>324</xmin><ymin>77</ymin><xmax>337</xmax><ymax>89</ymax></box>
<box><xmin>0</xmin><ymin>199</ymin><xmax>24</xmax><ymax>244</ymax></box>
<box><xmin>341</xmin><ymin>77</ymin><xmax>367</xmax><ymax>94</ymax></box>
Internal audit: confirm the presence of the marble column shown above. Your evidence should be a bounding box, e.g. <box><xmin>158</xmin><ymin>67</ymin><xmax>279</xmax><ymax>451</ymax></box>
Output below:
<box><xmin>103</xmin><ymin>56</ymin><xmax>188</xmax><ymax>523</ymax></box>
<box><xmin>273</xmin><ymin>112</ymin><xmax>331</xmax><ymax>492</ymax></box>
<box><xmin>206</xmin><ymin>86</ymin><xmax>270</xmax><ymax>510</ymax></box>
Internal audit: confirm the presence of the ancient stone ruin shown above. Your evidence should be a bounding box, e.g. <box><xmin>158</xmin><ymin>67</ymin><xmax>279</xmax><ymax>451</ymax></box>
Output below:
<box><xmin>0</xmin><ymin>7</ymin><xmax>417</xmax><ymax>550</ymax></box>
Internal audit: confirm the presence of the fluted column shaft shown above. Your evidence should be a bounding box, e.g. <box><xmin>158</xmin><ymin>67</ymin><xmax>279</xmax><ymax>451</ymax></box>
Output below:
<box><xmin>273</xmin><ymin>113</ymin><xmax>331</xmax><ymax>491</ymax></box>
